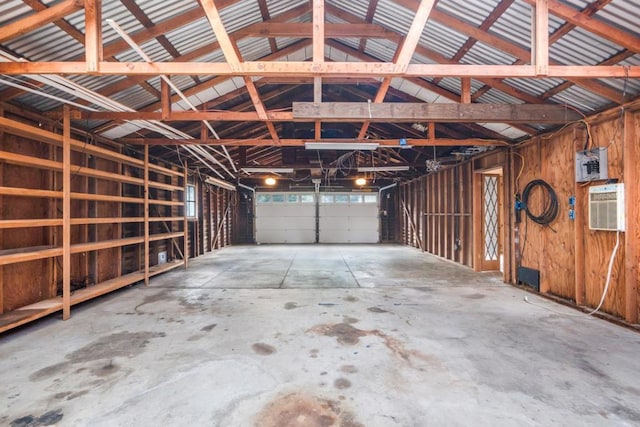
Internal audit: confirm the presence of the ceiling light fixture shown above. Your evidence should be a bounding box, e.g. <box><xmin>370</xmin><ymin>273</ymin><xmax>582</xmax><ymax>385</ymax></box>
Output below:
<box><xmin>357</xmin><ymin>166</ymin><xmax>411</xmax><ymax>172</ymax></box>
<box><xmin>355</xmin><ymin>177</ymin><xmax>367</xmax><ymax>186</ymax></box>
<box><xmin>242</xmin><ymin>168</ymin><xmax>295</xmax><ymax>173</ymax></box>
<box><xmin>205</xmin><ymin>177</ymin><xmax>236</xmax><ymax>191</ymax></box>
<box><xmin>305</xmin><ymin>142</ymin><xmax>379</xmax><ymax>151</ymax></box>
<box><xmin>265</xmin><ymin>177</ymin><xmax>277</xmax><ymax>186</ymax></box>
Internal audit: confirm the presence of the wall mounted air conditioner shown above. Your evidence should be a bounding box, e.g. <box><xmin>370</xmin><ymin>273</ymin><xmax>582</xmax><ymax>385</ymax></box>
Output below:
<box><xmin>588</xmin><ymin>183</ymin><xmax>625</xmax><ymax>231</ymax></box>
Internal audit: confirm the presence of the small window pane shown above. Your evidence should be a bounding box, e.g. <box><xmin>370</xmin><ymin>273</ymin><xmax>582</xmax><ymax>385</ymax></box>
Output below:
<box><xmin>350</xmin><ymin>195</ymin><xmax>362</xmax><ymax>203</ymax></box>
<box><xmin>335</xmin><ymin>195</ymin><xmax>349</xmax><ymax>204</ymax></box>
<box><xmin>257</xmin><ymin>194</ymin><xmax>271</xmax><ymax>203</ymax></box>
<box><xmin>300</xmin><ymin>194</ymin><xmax>315</xmax><ymax>203</ymax></box>
<box><xmin>287</xmin><ymin>194</ymin><xmax>299</xmax><ymax>203</ymax></box>
<box><xmin>320</xmin><ymin>194</ymin><xmax>334</xmax><ymax>203</ymax></box>
<box><xmin>186</xmin><ymin>185</ymin><xmax>196</xmax><ymax>217</ymax></box>
<box><xmin>363</xmin><ymin>195</ymin><xmax>377</xmax><ymax>203</ymax></box>
<box><xmin>271</xmin><ymin>194</ymin><xmax>285</xmax><ymax>203</ymax></box>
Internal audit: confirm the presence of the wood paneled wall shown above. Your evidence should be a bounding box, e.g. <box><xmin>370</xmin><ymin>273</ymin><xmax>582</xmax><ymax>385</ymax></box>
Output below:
<box><xmin>399</xmin><ymin>107</ymin><xmax>639</xmax><ymax>324</ymax></box>
<box><xmin>514</xmin><ymin>109</ymin><xmax>640</xmax><ymax>322</ymax></box>
<box><xmin>400</xmin><ymin>162</ymin><xmax>475</xmax><ymax>268</ymax></box>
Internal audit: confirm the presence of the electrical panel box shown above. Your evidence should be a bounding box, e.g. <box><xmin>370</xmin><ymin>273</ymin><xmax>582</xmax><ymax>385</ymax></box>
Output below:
<box><xmin>158</xmin><ymin>251</ymin><xmax>168</xmax><ymax>265</ymax></box>
<box><xmin>576</xmin><ymin>148</ymin><xmax>608</xmax><ymax>183</ymax></box>
<box><xmin>588</xmin><ymin>183</ymin><xmax>625</xmax><ymax>231</ymax></box>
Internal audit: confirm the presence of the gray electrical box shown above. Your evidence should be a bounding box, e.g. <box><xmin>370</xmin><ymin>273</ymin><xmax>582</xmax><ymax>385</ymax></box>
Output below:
<box><xmin>575</xmin><ymin>148</ymin><xmax>608</xmax><ymax>183</ymax></box>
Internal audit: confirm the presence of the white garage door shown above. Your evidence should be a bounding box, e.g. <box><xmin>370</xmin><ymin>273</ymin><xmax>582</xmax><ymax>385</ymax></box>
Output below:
<box><xmin>319</xmin><ymin>193</ymin><xmax>379</xmax><ymax>243</ymax></box>
<box><xmin>255</xmin><ymin>193</ymin><xmax>316</xmax><ymax>243</ymax></box>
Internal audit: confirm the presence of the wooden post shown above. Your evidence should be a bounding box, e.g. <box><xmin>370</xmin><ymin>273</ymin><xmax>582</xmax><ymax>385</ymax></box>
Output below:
<box><xmin>0</xmin><ymin>107</ymin><xmax>3</xmax><ymax>314</ymax></box>
<box><xmin>144</xmin><ymin>144</ymin><xmax>149</xmax><ymax>285</ymax></box>
<box><xmin>533</xmin><ymin>0</ymin><xmax>549</xmax><ymax>76</ymax></box>
<box><xmin>314</xmin><ymin>76</ymin><xmax>322</xmax><ymax>139</ymax></box>
<box><xmin>573</xmin><ymin>131</ymin><xmax>586</xmax><ymax>304</ymax></box>
<box><xmin>461</xmin><ymin>78</ymin><xmax>471</xmax><ymax>104</ymax></box>
<box><xmin>62</xmin><ymin>106</ymin><xmax>71</xmax><ymax>320</ymax></box>
<box><xmin>624</xmin><ymin>110</ymin><xmax>639</xmax><ymax>323</ymax></box>
<box><xmin>84</xmin><ymin>0</ymin><xmax>103</xmax><ymax>72</ymax></box>
<box><xmin>183</xmin><ymin>161</ymin><xmax>188</xmax><ymax>269</ymax></box>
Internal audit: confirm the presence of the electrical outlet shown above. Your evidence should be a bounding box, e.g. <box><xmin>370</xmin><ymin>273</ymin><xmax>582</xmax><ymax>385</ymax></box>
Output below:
<box><xmin>568</xmin><ymin>209</ymin><xmax>575</xmax><ymax>220</ymax></box>
<box><xmin>568</xmin><ymin>196</ymin><xmax>576</xmax><ymax>207</ymax></box>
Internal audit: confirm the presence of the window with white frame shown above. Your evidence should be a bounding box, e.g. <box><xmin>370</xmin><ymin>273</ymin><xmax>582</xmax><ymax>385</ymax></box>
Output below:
<box><xmin>186</xmin><ymin>185</ymin><xmax>196</xmax><ymax>217</ymax></box>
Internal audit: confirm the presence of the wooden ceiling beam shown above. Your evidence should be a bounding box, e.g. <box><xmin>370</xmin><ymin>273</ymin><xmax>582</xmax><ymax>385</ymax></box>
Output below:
<box><xmin>256</xmin><ymin>0</ymin><xmax>278</xmax><ymax>53</ymax></box>
<box><xmin>0</xmin><ymin>0</ymin><xmax>84</xmax><ymax>43</ymax></box>
<box><xmin>392</xmin><ymin>0</ymin><xmax>627</xmax><ymax>102</ymax></box>
<box><xmin>522</xmin><ymin>0</ymin><xmax>640</xmax><ymax>54</ymax></box>
<box><xmin>232</xmin><ymin>22</ymin><xmax>402</xmax><ymax>41</ymax></box>
<box><xmin>533</xmin><ymin>0</ymin><xmax>549</xmax><ymax>76</ymax></box>
<box><xmin>293</xmin><ymin>102</ymin><xmax>581</xmax><ymax>123</ymax></box>
<box><xmin>358</xmin><ymin>0</ymin><xmax>380</xmax><ymax>52</ymax></box>
<box><xmin>0</xmin><ymin>60</ymin><xmax>637</xmax><ymax>79</ymax></box>
<box><xmin>199</xmin><ymin>0</ymin><xmax>241</xmax><ymax>71</ymax></box>
<box><xmin>119</xmin><ymin>138</ymin><xmax>507</xmax><ymax>147</ymax></box>
<box><xmin>433</xmin><ymin>0</ymin><xmax>515</xmax><ymax>85</ymax></box>
<box><xmin>84</xmin><ymin>0</ymin><xmax>103</xmax><ymax>73</ymax></box>
<box><xmin>21</xmin><ymin>0</ymin><xmax>85</xmax><ymax>43</ymax></box>
<box><xmin>395</xmin><ymin>0</ymin><xmax>437</xmax><ymax>71</ymax></box>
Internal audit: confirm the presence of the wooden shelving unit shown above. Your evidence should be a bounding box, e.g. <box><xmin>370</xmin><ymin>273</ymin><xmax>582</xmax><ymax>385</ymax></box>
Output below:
<box><xmin>0</xmin><ymin>113</ymin><xmax>188</xmax><ymax>333</ymax></box>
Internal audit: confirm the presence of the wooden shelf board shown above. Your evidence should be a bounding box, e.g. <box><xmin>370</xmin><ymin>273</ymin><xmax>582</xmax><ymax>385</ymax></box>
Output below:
<box><xmin>0</xmin><ymin>300</ymin><xmax>63</xmax><ymax>334</ymax></box>
<box><xmin>71</xmin><ymin>217</ymin><xmax>144</xmax><ymax>225</ymax></box>
<box><xmin>149</xmin><ymin>232</ymin><xmax>184</xmax><ymax>242</ymax></box>
<box><xmin>71</xmin><ymin>236</ymin><xmax>145</xmax><ymax>253</ymax></box>
<box><xmin>70</xmin><ymin>271</ymin><xmax>145</xmax><ymax>305</ymax></box>
<box><xmin>0</xmin><ymin>186</ymin><xmax>62</xmax><ymax>198</ymax></box>
<box><xmin>149</xmin><ymin>217</ymin><xmax>185</xmax><ymax>222</ymax></box>
<box><xmin>0</xmin><ymin>246</ymin><xmax>63</xmax><ymax>267</ymax></box>
<box><xmin>149</xmin><ymin>200</ymin><xmax>183</xmax><ymax>206</ymax></box>
<box><xmin>149</xmin><ymin>260</ymin><xmax>184</xmax><ymax>277</ymax></box>
<box><xmin>0</xmin><ymin>219</ymin><xmax>62</xmax><ymax>229</ymax></box>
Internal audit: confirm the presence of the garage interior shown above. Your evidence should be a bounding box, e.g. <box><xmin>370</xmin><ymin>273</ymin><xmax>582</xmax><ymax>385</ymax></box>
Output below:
<box><xmin>0</xmin><ymin>0</ymin><xmax>639</xmax><ymax>425</ymax></box>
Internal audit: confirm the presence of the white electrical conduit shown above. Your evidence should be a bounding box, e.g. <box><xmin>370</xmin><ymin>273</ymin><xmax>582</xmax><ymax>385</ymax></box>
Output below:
<box><xmin>0</xmin><ymin>50</ymin><xmax>231</xmax><ymax>179</ymax></box>
<box><xmin>524</xmin><ymin>230</ymin><xmax>621</xmax><ymax>318</ymax></box>
<box><xmin>106</xmin><ymin>19</ymin><xmax>237</xmax><ymax>174</ymax></box>
<box><xmin>0</xmin><ymin>76</ymin><xmax>97</xmax><ymax>110</ymax></box>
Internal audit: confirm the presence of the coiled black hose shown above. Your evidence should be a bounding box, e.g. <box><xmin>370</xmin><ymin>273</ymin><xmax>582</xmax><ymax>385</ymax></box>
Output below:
<box><xmin>521</xmin><ymin>179</ymin><xmax>558</xmax><ymax>226</ymax></box>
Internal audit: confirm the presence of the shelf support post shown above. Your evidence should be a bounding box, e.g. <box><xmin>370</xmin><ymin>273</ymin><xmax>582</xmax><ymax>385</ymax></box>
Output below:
<box><xmin>62</xmin><ymin>106</ymin><xmax>71</xmax><ymax>320</ymax></box>
<box><xmin>144</xmin><ymin>144</ymin><xmax>150</xmax><ymax>286</ymax></box>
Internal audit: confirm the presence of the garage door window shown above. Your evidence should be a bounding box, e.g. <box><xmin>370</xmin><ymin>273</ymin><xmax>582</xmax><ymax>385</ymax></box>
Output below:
<box><xmin>350</xmin><ymin>195</ymin><xmax>362</xmax><ymax>203</ymax></box>
<box><xmin>301</xmin><ymin>194</ymin><xmax>315</xmax><ymax>203</ymax></box>
<box><xmin>335</xmin><ymin>195</ymin><xmax>349</xmax><ymax>204</ymax></box>
<box><xmin>364</xmin><ymin>195</ymin><xmax>377</xmax><ymax>203</ymax></box>
<box><xmin>257</xmin><ymin>194</ymin><xmax>271</xmax><ymax>203</ymax></box>
<box><xmin>320</xmin><ymin>194</ymin><xmax>334</xmax><ymax>203</ymax></box>
<box><xmin>287</xmin><ymin>194</ymin><xmax>299</xmax><ymax>203</ymax></box>
<box><xmin>271</xmin><ymin>194</ymin><xmax>285</xmax><ymax>203</ymax></box>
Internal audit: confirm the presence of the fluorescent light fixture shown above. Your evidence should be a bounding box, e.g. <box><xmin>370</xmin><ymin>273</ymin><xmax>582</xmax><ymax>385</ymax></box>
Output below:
<box><xmin>205</xmin><ymin>177</ymin><xmax>236</xmax><ymax>191</ymax></box>
<box><xmin>357</xmin><ymin>166</ymin><xmax>411</xmax><ymax>172</ymax></box>
<box><xmin>242</xmin><ymin>167</ymin><xmax>294</xmax><ymax>173</ymax></box>
<box><xmin>305</xmin><ymin>142</ymin><xmax>379</xmax><ymax>151</ymax></box>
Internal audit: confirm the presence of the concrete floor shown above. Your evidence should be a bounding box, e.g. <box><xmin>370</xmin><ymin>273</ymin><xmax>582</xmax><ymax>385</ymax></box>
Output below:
<box><xmin>1</xmin><ymin>245</ymin><xmax>640</xmax><ymax>427</ymax></box>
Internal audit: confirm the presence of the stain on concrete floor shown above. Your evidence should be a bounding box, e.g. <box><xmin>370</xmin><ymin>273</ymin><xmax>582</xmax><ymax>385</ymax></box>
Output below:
<box><xmin>10</xmin><ymin>409</ymin><xmax>63</xmax><ymax>427</ymax></box>
<box><xmin>255</xmin><ymin>393</ymin><xmax>363</xmax><ymax>427</ymax></box>
<box><xmin>252</xmin><ymin>343</ymin><xmax>277</xmax><ymax>355</ymax></box>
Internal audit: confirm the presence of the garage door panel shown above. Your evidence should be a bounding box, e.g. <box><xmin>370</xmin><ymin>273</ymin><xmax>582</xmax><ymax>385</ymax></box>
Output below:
<box><xmin>256</xmin><ymin>229</ymin><xmax>315</xmax><ymax>244</ymax></box>
<box><xmin>349</xmin><ymin>217</ymin><xmax>379</xmax><ymax>230</ymax></box>
<box><xmin>256</xmin><ymin>192</ymin><xmax>378</xmax><ymax>244</ymax></box>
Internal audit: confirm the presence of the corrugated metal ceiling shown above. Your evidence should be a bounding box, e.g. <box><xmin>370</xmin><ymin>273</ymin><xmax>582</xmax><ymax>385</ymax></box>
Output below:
<box><xmin>0</xmin><ymin>0</ymin><xmax>637</xmax><ymax>147</ymax></box>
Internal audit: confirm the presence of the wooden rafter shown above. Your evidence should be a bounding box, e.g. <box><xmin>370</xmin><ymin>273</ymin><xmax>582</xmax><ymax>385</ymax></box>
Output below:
<box><xmin>0</xmin><ymin>0</ymin><xmax>84</xmax><ymax>43</ymax></box>
<box><xmin>358</xmin><ymin>0</ymin><xmax>380</xmax><ymax>52</ymax></box>
<box><xmin>395</xmin><ymin>0</ymin><xmax>437</xmax><ymax>71</ymax></box>
<box><xmin>256</xmin><ymin>0</ymin><xmax>278</xmax><ymax>53</ymax></box>
<box><xmin>199</xmin><ymin>0</ymin><xmax>241</xmax><ymax>71</ymax></box>
<box><xmin>523</xmin><ymin>0</ymin><xmax>640</xmax><ymax>54</ymax></box>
